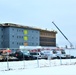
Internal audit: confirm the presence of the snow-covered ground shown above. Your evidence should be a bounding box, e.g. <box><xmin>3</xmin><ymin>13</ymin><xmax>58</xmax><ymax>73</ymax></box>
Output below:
<box><xmin>0</xmin><ymin>59</ymin><xmax>76</xmax><ymax>75</ymax></box>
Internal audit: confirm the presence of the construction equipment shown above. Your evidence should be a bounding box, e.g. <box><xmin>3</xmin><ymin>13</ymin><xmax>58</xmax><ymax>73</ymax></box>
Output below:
<box><xmin>52</xmin><ymin>21</ymin><xmax>73</xmax><ymax>48</ymax></box>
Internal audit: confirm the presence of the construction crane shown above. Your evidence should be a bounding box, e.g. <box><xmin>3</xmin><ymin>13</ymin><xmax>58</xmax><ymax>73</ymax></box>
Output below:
<box><xmin>52</xmin><ymin>21</ymin><xmax>73</xmax><ymax>48</ymax></box>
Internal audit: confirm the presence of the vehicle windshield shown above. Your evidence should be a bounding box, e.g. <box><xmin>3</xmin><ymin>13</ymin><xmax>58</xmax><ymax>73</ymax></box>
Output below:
<box><xmin>23</xmin><ymin>52</ymin><xmax>29</xmax><ymax>55</ymax></box>
<box><xmin>61</xmin><ymin>50</ymin><xmax>66</xmax><ymax>54</ymax></box>
<box><xmin>52</xmin><ymin>49</ymin><xmax>57</xmax><ymax>54</ymax></box>
<box><xmin>40</xmin><ymin>53</ymin><xmax>44</xmax><ymax>55</ymax></box>
<box><xmin>30</xmin><ymin>52</ymin><xmax>39</xmax><ymax>55</ymax></box>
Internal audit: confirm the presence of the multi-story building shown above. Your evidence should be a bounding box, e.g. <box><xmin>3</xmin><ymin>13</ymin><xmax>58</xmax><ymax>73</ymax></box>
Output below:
<box><xmin>0</xmin><ymin>23</ymin><xmax>57</xmax><ymax>49</ymax></box>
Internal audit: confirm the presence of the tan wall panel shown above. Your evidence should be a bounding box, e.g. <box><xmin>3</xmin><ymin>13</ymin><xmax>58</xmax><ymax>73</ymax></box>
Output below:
<box><xmin>24</xmin><ymin>42</ymin><xmax>28</xmax><ymax>46</ymax></box>
<box><xmin>40</xmin><ymin>31</ymin><xmax>56</xmax><ymax>38</ymax></box>
<box><xmin>40</xmin><ymin>35</ymin><xmax>56</xmax><ymax>38</ymax></box>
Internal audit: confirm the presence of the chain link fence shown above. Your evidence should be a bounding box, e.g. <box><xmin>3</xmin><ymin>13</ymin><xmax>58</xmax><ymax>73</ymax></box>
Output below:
<box><xmin>0</xmin><ymin>48</ymin><xmax>76</xmax><ymax>71</ymax></box>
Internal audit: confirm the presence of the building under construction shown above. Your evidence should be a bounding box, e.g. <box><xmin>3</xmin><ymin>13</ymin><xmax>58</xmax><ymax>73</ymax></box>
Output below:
<box><xmin>0</xmin><ymin>23</ymin><xmax>57</xmax><ymax>49</ymax></box>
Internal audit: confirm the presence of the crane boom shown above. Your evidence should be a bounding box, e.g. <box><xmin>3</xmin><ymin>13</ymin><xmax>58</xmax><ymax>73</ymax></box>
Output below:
<box><xmin>52</xmin><ymin>21</ymin><xmax>73</xmax><ymax>48</ymax></box>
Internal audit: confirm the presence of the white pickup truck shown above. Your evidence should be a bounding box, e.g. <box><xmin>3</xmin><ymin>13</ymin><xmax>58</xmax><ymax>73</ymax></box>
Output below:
<box><xmin>30</xmin><ymin>52</ymin><xmax>48</xmax><ymax>59</ymax></box>
<box><xmin>41</xmin><ymin>50</ymin><xmax>57</xmax><ymax>59</ymax></box>
<box><xmin>56</xmin><ymin>50</ymin><xmax>66</xmax><ymax>59</ymax></box>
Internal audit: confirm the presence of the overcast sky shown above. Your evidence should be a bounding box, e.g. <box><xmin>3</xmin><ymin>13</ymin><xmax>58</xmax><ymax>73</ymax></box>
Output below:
<box><xmin>0</xmin><ymin>0</ymin><xmax>76</xmax><ymax>47</ymax></box>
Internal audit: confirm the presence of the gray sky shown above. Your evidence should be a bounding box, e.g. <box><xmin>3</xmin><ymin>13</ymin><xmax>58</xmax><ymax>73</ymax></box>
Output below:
<box><xmin>0</xmin><ymin>0</ymin><xmax>76</xmax><ymax>47</ymax></box>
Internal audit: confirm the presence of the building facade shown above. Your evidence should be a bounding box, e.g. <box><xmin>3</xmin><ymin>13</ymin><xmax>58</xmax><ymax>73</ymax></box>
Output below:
<box><xmin>0</xmin><ymin>27</ymin><xmax>4</xmax><ymax>48</ymax></box>
<box><xmin>40</xmin><ymin>30</ymin><xmax>56</xmax><ymax>46</ymax></box>
<box><xmin>0</xmin><ymin>23</ymin><xmax>57</xmax><ymax>49</ymax></box>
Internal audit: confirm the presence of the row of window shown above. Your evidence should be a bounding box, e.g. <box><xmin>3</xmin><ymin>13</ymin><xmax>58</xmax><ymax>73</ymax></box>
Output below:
<box><xmin>0</xmin><ymin>35</ymin><xmax>24</xmax><ymax>39</ymax></box>
<box><xmin>0</xmin><ymin>42</ymin><xmax>55</xmax><ymax>46</ymax></box>
<box><xmin>0</xmin><ymin>42</ymin><xmax>38</xmax><ymax>45</ymax></box>
<box><xmin>0</xmin><ymin>42</ymin><xmax>23</xmax><ymax>45</ymax></box>
<box><xmin>0</xmin><ymin>35</ymin><xmax>38</xmax><ymax>40</ymax></box>
<box><xmin>32</xmin><ymin>43</ymin><xmax>38</xmax><ymax>45</ymax></box>
<box><xmin>12</xmin><ymin>28</ymin><xmax>38</xmax><ymax>34</ymax></box>
<box><xmin>12</xmin><ymin>42</ymin><xmax>23</xmax><ymax>45</ymax></box>
<box><xmin>24</xmin><ymin>42</ymin><xmax>38</xmax><ymax>46</ymax></box>
<box><xmin>12</xmin><ymin>28</ymin><xmax>23</xmax><ymax>32</ymax></box>
<box><xmin>12</xmin><ymin>35</ymin><xmax>23</xmax><ymax>38</ymax></box>
<box><xmin>12</xmin><ymin>35</ymin><xmax>38</xmax><ymax>40</ymax></box>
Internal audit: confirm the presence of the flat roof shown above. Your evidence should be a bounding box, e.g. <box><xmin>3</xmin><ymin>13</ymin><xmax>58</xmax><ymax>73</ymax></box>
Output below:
<box><xmin>0</xmin><ymin>23</ymin><xmax>57</xmax><ymax>33</ymax></box>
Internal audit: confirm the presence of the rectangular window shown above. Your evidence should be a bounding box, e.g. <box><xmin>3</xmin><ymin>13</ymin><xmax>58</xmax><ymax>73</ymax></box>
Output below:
<box><xmin>12</xmin><ymin>35</ymin><xmax>14</xmax><ymax>37</ymax></box>
<box><xmin>24</xmin><ymin>30</ymin><xmax>28</xmax><ymax>34</ymax></box>
<box><xmin>1</xmin><ymin>29</ymin><xmax>3</xmax><ymax>31</ymax></box>
<box><xmin>1</xmin><ymin>35</ymin><xmax>3</xmax><ymax>38</ymax></box>
<box><xmin>12</xmin><ymin>28</ymin><xmax>14</xmax><ymax>31</ymax></box>
<box><xmin>12</xmin><ymin>42</ymin><xmax>14</xmax><ymax>44</ymax></box>
<box><xmin>24</xmin><ymin>36</ymin><xmax>28</xmax><ymax>40</ymax></box>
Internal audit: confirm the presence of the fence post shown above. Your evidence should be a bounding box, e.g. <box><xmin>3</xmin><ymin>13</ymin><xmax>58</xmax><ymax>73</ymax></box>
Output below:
<box><xmin>6</xmin><ymin>52</ymin><xmax>9</xmax><ymax>70</ymax></box>
<box><xmin>37</xmin><ymin>49</ymin><xmax>39</xmax><ymax>68</ymax></box>
<box><xmin>48</xmin><ymin>55</ymin><xmax>51</xmax><ymax>66</ymax></box>
<box><xmin>69</xmin><ymin>48</ymin><xmax>71</xmax><ymax>64</ymax></box>
<box><xmin>60</xmin><ymin>53</ymin><xmax>62</xmax><ymax>65</ymax></box>
<box><xmin>22</xmin><ymin>49</ymin><xmax>25</xmax><ymax>69</ymax></box>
